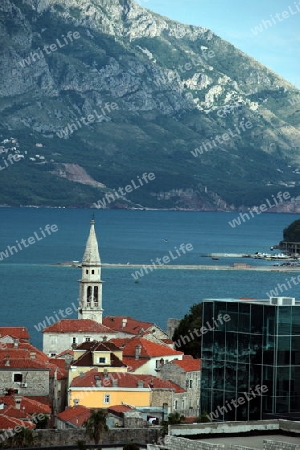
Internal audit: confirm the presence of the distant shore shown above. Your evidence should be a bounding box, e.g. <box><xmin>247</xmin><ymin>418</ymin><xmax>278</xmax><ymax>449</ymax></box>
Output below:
<box><xmin>53</xmin><ymin>262</ymin><xmax>300</xmax><ymax>272</ymax></box>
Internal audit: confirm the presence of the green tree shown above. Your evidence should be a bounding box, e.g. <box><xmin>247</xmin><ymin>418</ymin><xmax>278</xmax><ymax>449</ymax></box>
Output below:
<box><xmin>172</xmin><ymin>303</ymin><xmax>203</xmax><ymax>358</ymax></box>
<box><xmin>167</xmin><ymin>412</ymin><xmax>184</xmax><ymax>424</ymax></box>
<box><xmin>11</xmin><ymin>427</ymin><xmax>34</xmax><ymax>448</ymax></box>
<box><xmin>282</xmin><ymin>219</ymin><xmax>300</xmax><ymax>242</ymax></box>
<box><xmin>84</xmin><ymin>409</ymin><xmax>108</xmax><ymax>445</ymax></box>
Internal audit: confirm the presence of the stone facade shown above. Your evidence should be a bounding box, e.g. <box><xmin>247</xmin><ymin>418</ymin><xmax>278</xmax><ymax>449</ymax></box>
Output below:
<box><xmin>0</xmin><ymin>368</ymin><xmax>49</xmax><ymax>396</ymax></box>
<box><xmin>160</xmin><ymin>361</ymin><xmax>200</xmax><ymax>414</ymax></box>
<box><xmin>151</xmin><ymin>389</ymin><xmax>174</xmax><ymax>412</ymax></box>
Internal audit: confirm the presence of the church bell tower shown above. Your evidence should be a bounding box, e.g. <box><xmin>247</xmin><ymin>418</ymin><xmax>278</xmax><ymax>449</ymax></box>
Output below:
<box><xmin>78</xmin><ymin>219</ymin><xmax>103</xmax><ymax>323</ymax></box>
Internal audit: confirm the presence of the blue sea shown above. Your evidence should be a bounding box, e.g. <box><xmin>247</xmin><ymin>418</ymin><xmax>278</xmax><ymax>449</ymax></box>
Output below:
<box><xmin>0</xmin><ymin>207</ymin><xmax>299</xmax><ymax>349</ymax></box>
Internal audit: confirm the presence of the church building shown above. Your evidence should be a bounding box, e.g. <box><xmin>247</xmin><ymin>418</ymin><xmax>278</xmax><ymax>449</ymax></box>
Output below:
<box><xmin>43</xmin><ymin>220</ymin><xmax>115</xmax><ymax>356</ymax></box>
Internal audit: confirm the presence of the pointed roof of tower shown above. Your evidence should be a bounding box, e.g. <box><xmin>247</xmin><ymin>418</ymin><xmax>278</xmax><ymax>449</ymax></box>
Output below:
<box><xmin>82</xmin><ymin>220</ymin><xmax>101</xmax><ymax>266</ymax></box>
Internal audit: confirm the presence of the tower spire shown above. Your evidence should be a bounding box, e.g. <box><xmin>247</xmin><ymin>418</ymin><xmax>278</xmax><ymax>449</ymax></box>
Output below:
<box><xmin>82</xmin><ymin>219</ymin><xmax>101</xmax><ymax>266</ymax></box>
<box><xmin>78</xmin><ymin>220</ymin><xmax>103</xmax><ymax>323</ymax></box>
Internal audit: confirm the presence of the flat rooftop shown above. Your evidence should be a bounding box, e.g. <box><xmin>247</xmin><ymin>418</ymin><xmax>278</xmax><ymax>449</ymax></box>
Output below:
<box><xmin>203</xmin><ymin>298</ymin><xmax>300</xmax><ymax>306</ymax></box>
<box><xmin>198</xmin><ymin>434</ymin><xmax>300</xmax><ymax>449</ymax></box>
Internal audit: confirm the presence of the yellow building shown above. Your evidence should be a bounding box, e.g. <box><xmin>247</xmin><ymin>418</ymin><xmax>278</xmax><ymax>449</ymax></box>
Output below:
<box><xmin>69</xmin><ymin>341</ymin><xmax>127</xmax><ymax>384</ymax></box>
<box><xmin>69</xmin><ymin>369</ymin><xmax>151</xmax><ymax>408</ymax></box>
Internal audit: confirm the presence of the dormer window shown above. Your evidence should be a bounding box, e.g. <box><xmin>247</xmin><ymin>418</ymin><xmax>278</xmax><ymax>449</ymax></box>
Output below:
<box><xmin>98</xmin><ymin>357</ymin><xmax>106</xmax><ymax>364</ymax></box>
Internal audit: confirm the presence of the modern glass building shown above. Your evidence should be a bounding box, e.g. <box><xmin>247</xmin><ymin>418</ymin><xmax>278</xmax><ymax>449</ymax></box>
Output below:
<box><xmin>200</xmin><ymin>297</ymin><xmax>300</xmax><ymax>421</ymax></box>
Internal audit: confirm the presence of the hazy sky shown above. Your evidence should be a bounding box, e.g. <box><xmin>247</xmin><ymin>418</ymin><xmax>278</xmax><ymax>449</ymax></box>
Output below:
<box><xmin>138</xmin><ymin>0</ymin><xmax>300</xmax><ymax>89</ymax></box>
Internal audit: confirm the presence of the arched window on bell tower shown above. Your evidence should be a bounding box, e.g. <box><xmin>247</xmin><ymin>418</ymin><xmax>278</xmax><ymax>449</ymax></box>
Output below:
<box><xmin>87</xmin><ymin>286</ymin><xmax>92</xmax><ymax>304</ymax></box>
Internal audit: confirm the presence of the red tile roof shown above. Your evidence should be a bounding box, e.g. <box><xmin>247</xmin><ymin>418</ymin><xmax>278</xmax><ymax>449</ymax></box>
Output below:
<box><xmin>56</xmin><ymin>349</ymin><xmax>74</xmax><ymax>358</ymax></box>
<box><xmin>111</xmin><ymin>337</ymin><xmax>183</xmax><ymax>359</ymax></box>
<box><xmin>71</xmin><ymin>369</ymin><xmax>149</xmax><ymax>389</ymax></box>
<box><xmin>0</xmin><ymin>327</ymin><xmax>30</xmax><ymax>340</ymax></box>
<box><xmin>43</xmin><ymin>319</ymin><xmax>114</xmax><ymax>334</ymax></box>
<box><xmin>133</xmin><ymin>375</ymin><xmax>185</xmax><ymax>393</ymax></box>
<box><xmin>56</xmin><ymin>405</ymin><xmax>91</xmax><ymax>428</ymax></box>
<box><xmin>24</xmin><ymin>396</ymin><xmax>51</xmax><ymax>407</ymax></box>
<box><xmin>109</xmin><ymin>337</ymin><xmax>183</xmax><ymax>371</ymax></box>
<box><xmin>70</xmin><ymin>369</ymin><xmax>184</xmax><ymax>393</ymax></box>
<box><xmin>0</xmin><ymin>396</ymin><xmax>51</xmax><ymax>415</ymax></box>
<box><xmin>107</xmin><ymin>405</ymin><xmax>134</xmax><ymax>414</ymax></box>
<box><xmin>0</xmin><ymin>415</ymin><xmax>33</xmax><ymax>430</ymax></box>
<box><xmin>172</xmin><ymin>359</ymin><xmax>201</xmax><ymax>372</ymax></box>
<box><xmin>103</xmin><ymin>316</ymin><xmax>155</xmax><ymax>335</ymax></box>
<box><xmin>0</xmin><ymin>405</ymin><xmax>31</xmax><ymax>420</ymax></box>
<box><xmin>0</xmin><ymin>357</ymin><xmax>50</xmax><ymax>370</ymax></box>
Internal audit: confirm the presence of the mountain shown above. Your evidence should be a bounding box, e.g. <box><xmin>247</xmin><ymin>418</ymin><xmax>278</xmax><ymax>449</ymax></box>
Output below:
<box><xmin>1</xmin><ymin>0</ymin><xmax>300</xmax><ymax>210</ymax></box>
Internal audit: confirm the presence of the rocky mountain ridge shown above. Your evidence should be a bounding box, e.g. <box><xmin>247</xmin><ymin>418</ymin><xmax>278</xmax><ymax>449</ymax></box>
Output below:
<box><xmin>0</xmin><ymin>0</ymin><xmax>300</xmax><ymax>209</ymax></box>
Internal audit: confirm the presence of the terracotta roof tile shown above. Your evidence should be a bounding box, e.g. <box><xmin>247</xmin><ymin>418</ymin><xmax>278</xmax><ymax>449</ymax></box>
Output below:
<box><xmin>0</xmin><ymin>327</ymin><xmax>30</xmax><ymax>340</ymax></box>
<box><xmin>72</xmin><ymin>351</ymin><xmax>125</xmax><ymax>368</ymax></box>
<box><xmin>103</xmin><ymin>316</ymin><xmax>154</xmax><ymax>335</ymax></box>
<box><xmin>133</xmin><ymin>375</ymin><xmax>185</xmax><ymax>393</ymax></box>
<box><xmin>107</xmin><ymin>405</ymin><xmax>134</xmax><ymax>414</ymax></box>
<box><xmin>0</xmin><ymin>396</ymin><xmax>51</xmax><ymax>415</ymax></box>
<box><xmin>75</xmin><ymin>341</ymin><xmax>120</xmax><ymax>352</ymax></box>
<box><xmin>56</xmin><ymin>406</ymin><xmax>91</xmax><ymax>427</ymax></box>
<box><xmin>56</xmin><ymin>349</ymin><xmax>74</xmax><ymax>358</ymax></box>
<box><xmin>70</xmin><ymin>370</ymin><xmax>184</xmax><ymax>393</ymax></box>
<box><xmin>24</xmin><ymin>396</ymin><xmax>51</xmax><ymax>408</ymax></box>
<box><xmin>172</xmin><ymin>359</ymin><xmax>201</xmax><ymax>372</ymax></box>
<box><xmin>71</xmin><ymin>369</ymin><xmax>148</xmax><ymax>389</ymax></box>
<box><xmin>0</xmin><ymin>415</ymin><xmax>30</xmax><ymax>430</ymax></box>
<box><xmin>43</xmin><ymin>319</ymin><xmax>114</xmax><ymax>334</ymax></box>
<box><xmin>0</xmin><ymin>357</ymin><xmax>50</xmax><ymax>370</ymax></box>
<box><xmin>0</xmin><ymin>405</ymin><xmax>31</xmax><ymax>420</ymax></box>
<box><xmin>111</xmin><ymin>337</ymin><xmax>183</xmax><ymax>359</ymax></box>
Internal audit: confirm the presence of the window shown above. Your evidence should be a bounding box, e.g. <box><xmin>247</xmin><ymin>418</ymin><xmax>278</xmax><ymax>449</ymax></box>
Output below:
<box><xmin>174</xmin><ymin>400</ymin><xmax>178</xmax><ymax>410</ymax></box>
<box><xmin>104</xmin><ymin>394</ymin><xmax>110</xmax><ymax>404</ymax></box>
<box><xmin>86</xmin><ymin>270</ymin><xmax>88</xmax><ymax>274</ymax></box>
<box><xmin>50</xmin><ymin>353</ymin><xmax>56</xmax><ymax>357</ymax></box>
<box><xmin>72</xmin><ymin>337</ymin><xmax>77</xmax><ymax>344</ymax></box>
<box><xmin>13</xmin><ymin>373</ymin><xmax>22</xmax><ymax>383</ymax></box>
<box><xmin>98</xmin><ymin>357</ymin><xmax>106</xmax><ymax>364</ymax></box>
<box><xmin>186</xmin><ymin>380</ymin><xmax>189</xmax><ymax>389</ymax></box>
<box><xmin>92</xmin><ymin>270</ymin><xmax>94</xmax><ymax>274</ymax></box>
<box><xmin>86</xmin><ymin>337</ymin><xmax>91</xmax><ymax>342</ymax></box>
<box><xmin>189</xmin><ymin>380</ymin><xmax>193</xmax><ymax>388</ymax></box>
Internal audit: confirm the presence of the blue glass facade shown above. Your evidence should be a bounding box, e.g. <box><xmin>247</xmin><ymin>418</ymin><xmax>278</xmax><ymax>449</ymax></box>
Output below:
<box><xmin>200</xmin><ymin>299</ymin><xmax>300</xmax><ymax>421</ymax></box>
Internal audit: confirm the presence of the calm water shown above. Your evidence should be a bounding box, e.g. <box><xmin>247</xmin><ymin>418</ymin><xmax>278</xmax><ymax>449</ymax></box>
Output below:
<box><xmin>0</xmin><ymin>207</ymin><xmax>299</xmax><ymax>349</ymax></box>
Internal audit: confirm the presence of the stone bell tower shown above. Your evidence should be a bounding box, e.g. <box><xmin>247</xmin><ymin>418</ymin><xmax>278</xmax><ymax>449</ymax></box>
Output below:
<box><xmin>78</xmin><ymin>219</ymin><xmax>103</xmax><ymax>323</ymax></box>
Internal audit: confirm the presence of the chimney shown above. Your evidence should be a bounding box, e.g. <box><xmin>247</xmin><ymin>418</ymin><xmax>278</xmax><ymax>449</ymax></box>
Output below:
<box><xmin>112</xmin><ymin>378</ymin><xmax>118</xmax><ymax>387</ymax></box>
<box><xmin>15</xmin><ymin>396</ymin><xmax>22</xmax><ymax>410</ymax></box>
<box><xmin>4</xmin><ymin>356</ymin><xmax>10</xmax><ymax>366</ymax></box>
<box><xmin>95</xmin><ymin>376</ymin><xmax>102</xmax><ymax>387</ymax></box>
<box><xmin>29</xmin><ymin>352</ymin><xmax>36</xmax><ymax>360</ymax></box>
<box><xmin>73</xmin><ymin>399</ymin><xmax>79</xmax><ymax>406</ymax></box>
<box><xmin>102</xmin><ymin>336</ymin><xmax>107</xmax><ymax>342</ymax></box>
<box><xmin>13</xmin><ymin>339</ymin><xmax>19</xmax><ymax>348</ymax></box>
<box><xmin>135</xmin><ymin>345</ymin><xmax>141</xmax><ymax>360</ymax></box>
<box><xmin>137</xmin><ymin>380</ymin><xmax>144</xmax><ymax>388</ymax></box>
<box><xmin>121</xmin><ymin>318</ymin><xmax>127</xmax><ymax>328</ymax></box>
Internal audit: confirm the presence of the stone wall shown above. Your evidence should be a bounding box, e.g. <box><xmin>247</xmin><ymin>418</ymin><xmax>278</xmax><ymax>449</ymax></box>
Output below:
<box><xmin>151</xmin><ymin>389</ymin><xmax>173</xmax><ymax>410</ymax></box>
<box><xmin>264</xmin><ymin>440</ymin><xmax>300</xmax><ymax>450</ymax></box>
<box><xmin>0</xmin><ymin>369</ymin><xmax>49</xmax><ymax>396</ymax></box>
<box><xmin>31</xmin><ymin>427</ymin><xmax>160</xmax><ymax>447</ymax></box>
<box><xmin>169</xmin><ymin>420</ymin><xmax>281</xmax><ymax>436</ymax></box>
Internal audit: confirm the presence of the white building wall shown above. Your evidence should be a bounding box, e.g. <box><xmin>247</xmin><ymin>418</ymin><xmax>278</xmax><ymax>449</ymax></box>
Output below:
<box><xmin>43</xmin><ymin>331</ymin><xmax>116</xmax><ymax>356</ymax></box>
